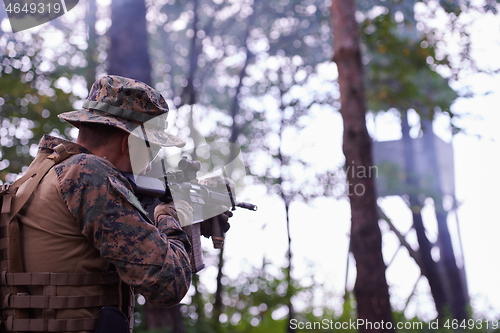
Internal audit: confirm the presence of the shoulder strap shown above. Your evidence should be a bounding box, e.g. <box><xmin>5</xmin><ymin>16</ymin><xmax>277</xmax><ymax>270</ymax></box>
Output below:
<box><xmin>7</xmin><ymin>144</ymin><xmax>74</xmax><ymax>220</ymax></box>
<box><xmin>5</xmin><ymin>144</ymin><xmax>76</xmax><ymax>275</ymax></box>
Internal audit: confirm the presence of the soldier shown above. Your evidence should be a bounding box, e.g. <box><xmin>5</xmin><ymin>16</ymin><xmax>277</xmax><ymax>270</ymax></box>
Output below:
<box><xmin>0</xmin><ymin>75</ymin><xmax>193</xmax><ymax>333</ymax></box>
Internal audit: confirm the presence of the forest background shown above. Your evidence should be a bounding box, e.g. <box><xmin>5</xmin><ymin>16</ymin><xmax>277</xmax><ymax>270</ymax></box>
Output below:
<box><xmin>0</xmin><ymin>0</ymin><xmax>499</xmax><ymax>332</ymax></box>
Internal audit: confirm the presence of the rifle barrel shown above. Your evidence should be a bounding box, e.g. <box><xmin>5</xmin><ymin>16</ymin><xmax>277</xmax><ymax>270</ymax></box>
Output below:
<box><xmin>236</xmin><ymin>202</ymin><xmax>258</xmax><ymax>211</ymax></box>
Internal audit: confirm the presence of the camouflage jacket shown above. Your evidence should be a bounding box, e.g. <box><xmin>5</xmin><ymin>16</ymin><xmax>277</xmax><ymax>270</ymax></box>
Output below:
<box><xmin>18</xmin><ymin>135</ymin><xmax>192</xmax><ymax>312</ymax></box>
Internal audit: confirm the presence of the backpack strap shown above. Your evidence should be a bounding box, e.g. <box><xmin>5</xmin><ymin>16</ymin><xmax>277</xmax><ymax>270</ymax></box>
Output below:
<box><xmin>5</xmin><ymin>144</ymin><xmax>75</xmax><ymax>275</ymax></box>
<box><xmin>8</xmin><ymin>144</ymin><xmax>73</xmax><ymax>221</ymax></box>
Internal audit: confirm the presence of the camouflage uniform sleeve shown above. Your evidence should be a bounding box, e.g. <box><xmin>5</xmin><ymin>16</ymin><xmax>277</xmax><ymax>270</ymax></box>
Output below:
<box><xmin>55</xmin><ymin>154</ymin><xmax>192</xmax><ymax>307</ymax></box>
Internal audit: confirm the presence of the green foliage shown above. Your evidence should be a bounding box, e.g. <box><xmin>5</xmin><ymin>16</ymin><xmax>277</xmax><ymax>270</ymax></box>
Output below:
<box><xmin>133</xmin><ymin>268</ymin><xmax>500</xmax><ymax>333</ymax></box>
<box><xmin>159</xmin><ymin>260</ymin><xmax>332</xmax><ymax>333</ymax></box>
<box><xmin>0</xmin><ymin>34</ymin><xmax>74</xmax><ymax>181</ymax></box>
<box><xmin>358</xmin><ymin>0</ymin><xmax>499</xmax><ymax>20</ymax></box>
<box><xmin>361</xmin><ymin>11</ymin><xmax>457</xmax><ymax>119</ymax></box>
<box><xmin>358</xmin><ymin>0</ymin><xmax>500</xmax><ymax>126</ymax></box>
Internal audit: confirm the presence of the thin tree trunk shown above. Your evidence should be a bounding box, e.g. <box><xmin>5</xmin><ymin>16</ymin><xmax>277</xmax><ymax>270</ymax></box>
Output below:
<box><xmin>228</xmin><ymin>0</ymin><xmax>258</xmax><ymax>144</ymax></box>
<box><xmin>400</xmin><ymin>111</ymin><xmax>448</xmax><ymax>318</ymax></box>
<box><xmin>283</xmin><ymin>198</ymin><xmax>295</xmax><ymax>333</ymax></box>
<box><xmin>180</xmin><ymin>0</ymin><xmax>200</xmax><ymax>107</ymax></box>
<box><xmin>211</xmin><ymin>247</ymin><xmax>224</xmax><ymax>331</ymax></box>
<box><xmin>421</xmin><ymin>117</ymin><xmax>469</xmax><ymax>320</ymax></box>
<box><xmin>211</xmin><ymin>4</ymin><xmax>259</xmax><ymax>328</ymax></box>
<box><xmin>85</xmin><ymin>0</ymin><xmax>97</xmax><ymax>92</ymax></box>
<box><xmin>331</xmin><ymin>1</ymin><xmax>393</xmax><ymax>331</ymax></box>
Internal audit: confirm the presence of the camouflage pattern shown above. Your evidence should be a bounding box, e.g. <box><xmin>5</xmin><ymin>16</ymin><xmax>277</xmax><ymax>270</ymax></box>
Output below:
<box><xmin>58</xmin><ymin>75</ymin><xmax>185</xmax><ymax>148</ymax></box>
<box><xmin>25</xmin><ymin>135</ymin><xmax>192</xmax><ymax>308</ymax></box>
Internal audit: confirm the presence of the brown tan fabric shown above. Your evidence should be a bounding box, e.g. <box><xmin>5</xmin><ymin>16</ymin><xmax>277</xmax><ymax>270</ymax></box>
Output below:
<box><xmin>19</xmin><ymin>167</ymin><xmax>113</xmax><ymax>324</ymax></box>
<box><xmin>0</xmin><ymin>143</ymin><xmax>121</xmax><ymax>333</ymax></box>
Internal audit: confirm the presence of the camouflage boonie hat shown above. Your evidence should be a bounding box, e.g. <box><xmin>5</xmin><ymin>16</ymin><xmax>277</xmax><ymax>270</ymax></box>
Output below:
<box><xmin>58</xmin><ymin>75</ymin><xmax>185</xmax><ymax>147</ymax></box>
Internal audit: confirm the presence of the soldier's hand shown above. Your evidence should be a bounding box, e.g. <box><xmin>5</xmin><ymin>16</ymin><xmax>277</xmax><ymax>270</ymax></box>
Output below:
<box><xmin>200</xmin><ymin>205</ymin><xmax>233</xmax><ymax>238</ymax></box>
<box><xmin>154</xmin><ymin>200</ymin><xmax>194</xmax><ymax>227</ymax></box>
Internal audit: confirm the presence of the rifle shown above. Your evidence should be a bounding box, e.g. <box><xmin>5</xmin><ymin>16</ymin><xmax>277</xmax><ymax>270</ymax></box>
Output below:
<box><xmin>123</xmin><ymin>156</ymin><xmax>257</xmax><ymax>273</ymax></box>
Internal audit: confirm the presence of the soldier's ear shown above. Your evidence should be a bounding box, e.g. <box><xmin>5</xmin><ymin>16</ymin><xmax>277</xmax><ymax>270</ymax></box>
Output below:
<box><xmin>121</xmin><ymin>134</ymin><xmax>130</xmax><ymax>156</ymax></box>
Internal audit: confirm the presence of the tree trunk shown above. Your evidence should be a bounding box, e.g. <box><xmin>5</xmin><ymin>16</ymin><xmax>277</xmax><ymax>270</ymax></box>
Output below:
<box><xmin>85</xmin><ymin>0</ymin><xmax>97</xmax><ymax>92</ymax></box>
<box><xmin>400</xmin><ymin>111</ymin><xmax>448</xmax><ymax>318</ymax></box>
<box><xmin>108</xmin><ymin>0</ymin><xmax>151</xmax><ymax>84</ymax></box>
<box><xmin>179</xmin><ymin>0</ymin><xmax>200</xmax><ymax>107</ymax></box>
<box><xmin>421</xmin><ymin>117</ymin><xmax>469</xmax><ymax>320</ymax></box>
<box><xmin>211</xmin><ymin>247</ymin><xmax>224</xmax><ymax>332</ymax></box>
<box><xmin>331</xmin><ymin>1</ymin><xmax>393</xmax><ymax>332</ymax></box>
<box><xmin>283</xmin><ymin>198</ymin><xmax>295</xmax><ymax>333</ymax></box>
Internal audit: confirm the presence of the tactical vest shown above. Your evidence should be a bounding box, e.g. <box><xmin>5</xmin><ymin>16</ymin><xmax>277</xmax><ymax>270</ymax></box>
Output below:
<box><xmin>0</xmin><ymin>144</ymin><xmax>134</xmax><ymax>333</ymax></box>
